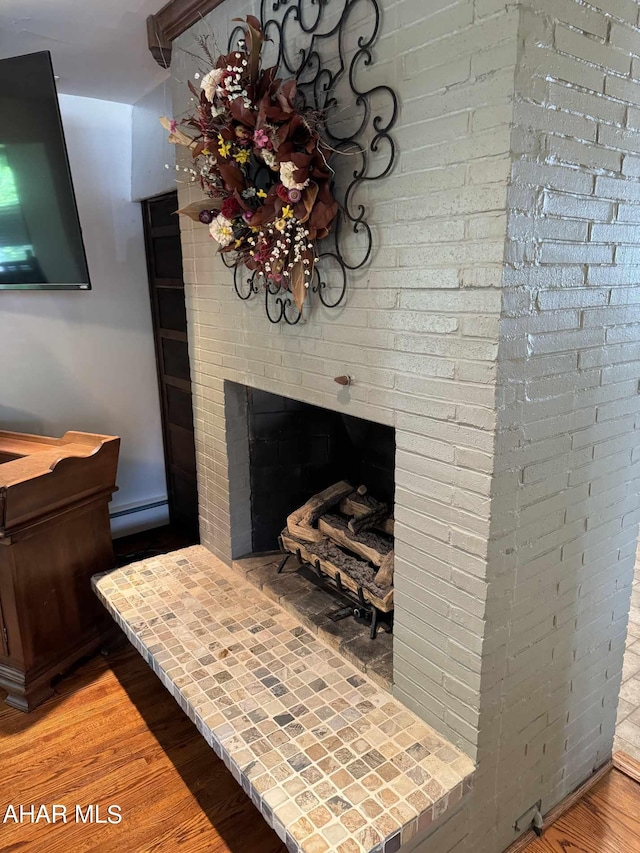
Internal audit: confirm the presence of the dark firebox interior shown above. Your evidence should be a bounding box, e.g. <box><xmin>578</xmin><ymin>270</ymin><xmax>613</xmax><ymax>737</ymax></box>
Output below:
<box><xmin>247</xmin><ymin>388</ymin><xmax>396</xmax><ymax>552</ymax></box>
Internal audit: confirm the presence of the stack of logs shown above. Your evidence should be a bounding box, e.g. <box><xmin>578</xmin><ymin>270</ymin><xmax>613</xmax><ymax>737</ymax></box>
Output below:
<box><xmin>281</xmin><ymin>481</ymin><xmax>394</xmax><ymax>614</ymax></box>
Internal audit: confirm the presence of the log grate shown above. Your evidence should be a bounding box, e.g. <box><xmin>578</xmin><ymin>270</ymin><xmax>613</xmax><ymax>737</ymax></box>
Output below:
<box><xmin>278</xmin><ymin>481</ymin><xmax>394</xmax><ymax>639</ymax></box>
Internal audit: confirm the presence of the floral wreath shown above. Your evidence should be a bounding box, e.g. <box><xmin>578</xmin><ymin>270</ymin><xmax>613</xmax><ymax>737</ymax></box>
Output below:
<box><xmin>162</xmin><ymin>16</ymin><xmax>339</xmax><ymax>312</ymax></box>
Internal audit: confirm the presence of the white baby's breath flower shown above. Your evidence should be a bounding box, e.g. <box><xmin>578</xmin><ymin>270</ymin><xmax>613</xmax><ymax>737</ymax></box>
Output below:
<box><xmin>201</xmin><ymin>68</ymin><xmax>224</xmax><ymax>102</ymax></box>
<box><xmin>279</xmin><ymin>160</ymin><xmax>309</xmax><ymax>191</ymax></box>
<box><xmin>209</xmin><ymin>214</ymin><xmax>234</xmax><ymax>247</ymax></box>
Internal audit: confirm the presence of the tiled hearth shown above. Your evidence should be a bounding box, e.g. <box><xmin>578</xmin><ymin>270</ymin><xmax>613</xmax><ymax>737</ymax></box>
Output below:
<box><xmin>234</xmin><ymin>552</ymin><xmax>393</xmax><ymax>690</ymax></box>
<box><xmin>93</xmin><ymin>546</ymin><xmax>474</xmax><ymax>853</ymax></box>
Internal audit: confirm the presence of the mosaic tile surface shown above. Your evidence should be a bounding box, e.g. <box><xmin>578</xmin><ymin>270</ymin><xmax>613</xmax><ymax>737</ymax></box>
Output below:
<box><xmin>233</xmin><ymin>552</ymin><xmax>393</xmax><ymax>690</ymax></box>
<box><xmin>93</xmin><ymin>546</ymin><xmax>474</xmax><ymax>853</ymax></box>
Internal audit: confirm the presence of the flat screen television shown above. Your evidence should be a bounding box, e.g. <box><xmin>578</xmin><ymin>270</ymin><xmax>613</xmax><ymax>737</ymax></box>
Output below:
<box><xmin>0</xmin><ymin>51</ymin><xmax>90</xmax><ymax>290</ymax></box>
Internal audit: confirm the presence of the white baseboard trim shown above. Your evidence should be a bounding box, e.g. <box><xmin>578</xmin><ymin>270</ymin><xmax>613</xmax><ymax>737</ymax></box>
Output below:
<box><xmin>110</xmin><ymin>497</ymin><xmax>170</xmax><ymax>539</ymax></box>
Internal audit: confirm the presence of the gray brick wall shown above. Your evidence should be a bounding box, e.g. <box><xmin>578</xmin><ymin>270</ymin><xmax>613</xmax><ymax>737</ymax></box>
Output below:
<box><xmin>407</xmin><ymin>0</ymin><xmax>640</xmax><ymax>850</ymax></box>
<box><xmin>172</xmin><ymin>0</ymin><xmax>640</xmax><ymax>849</ymax></box>
<box><xmin>172</xmin><ymin>0</ymin><xmax>517</xmax><ymax>763</ymax></box>
<box><xmin>487</xmin><ymin>0</ymin><xmax>640</xmax><ymax>845</ymax></box>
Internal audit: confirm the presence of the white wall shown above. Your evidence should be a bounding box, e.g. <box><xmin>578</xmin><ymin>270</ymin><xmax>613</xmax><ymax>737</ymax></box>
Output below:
<box><xmin>131</xmin><ymin>81</ymin><xmax>176</xmax><ymax>201</ymax></box>
<box><xmin>0</xmin><ymin>93</ymin><xmax>168</xmax><ymax>535</ymax></box>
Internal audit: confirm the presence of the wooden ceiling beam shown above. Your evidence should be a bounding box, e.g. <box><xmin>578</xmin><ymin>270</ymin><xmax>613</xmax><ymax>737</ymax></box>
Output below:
<box><xmin>147</xmin><ymin>0</ymin><xmax>227</xmax><ymax>67</ymax></box>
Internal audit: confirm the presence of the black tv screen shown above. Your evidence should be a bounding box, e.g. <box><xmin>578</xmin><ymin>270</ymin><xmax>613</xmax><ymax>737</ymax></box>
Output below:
<box><xmin>0</xmin><ymin>51</ymin><xmax>90</xmax><ymax>290</ymax></box>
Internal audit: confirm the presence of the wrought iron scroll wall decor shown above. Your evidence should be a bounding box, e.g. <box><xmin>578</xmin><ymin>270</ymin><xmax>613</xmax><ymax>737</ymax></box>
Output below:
<box><xmin>225</xmin><ymin>0</ymin><xmax>399</xmax><ymax>324</ymax></box>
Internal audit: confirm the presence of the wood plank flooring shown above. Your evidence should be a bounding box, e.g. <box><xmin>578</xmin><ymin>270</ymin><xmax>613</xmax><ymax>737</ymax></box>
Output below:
<box><xmin>524</xmin><ymin>768</ymin><xmax>640</xmax><ymax>853</ymax></box>
<box><xmin>2</xmin><ymin>639</ymin><xmax>640</xmax><ymax>853</ymax></box>
<box><xmin>0</xmin><ymin>646</ymin><xmax>286</xmax><ymax>853</ymax></box>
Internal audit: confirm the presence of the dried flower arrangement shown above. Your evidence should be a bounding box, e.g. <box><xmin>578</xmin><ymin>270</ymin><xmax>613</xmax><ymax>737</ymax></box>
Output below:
<box><xmin>161</xmin><ymin>16</ymin><xmax>339</xmax><ymax>312</ymax></box>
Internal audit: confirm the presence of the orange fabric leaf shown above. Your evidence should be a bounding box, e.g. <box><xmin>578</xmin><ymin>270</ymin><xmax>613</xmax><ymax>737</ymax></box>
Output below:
<box><xmin>176</xmin><ymin>199</ymin><xmax>222</xmax><ymax>222</ymax></box>
<box><xmin>291</xmin><ymin>261</ymin><xmax>307</xmax><ymax>312</ymax></box>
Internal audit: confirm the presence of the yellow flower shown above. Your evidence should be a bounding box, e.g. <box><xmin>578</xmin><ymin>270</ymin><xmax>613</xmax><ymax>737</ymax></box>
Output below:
<box><xmin>218</xmin><ymin>141</ymin><xmax>231</xmax><ymax>158</ymax></box>
<box><xmin>275</xmin><ymin>218</ymin><xmax>286</xmax><ymax>232</ymax></box>
<box><xmin>202</xmin><ymin>148</ymin><xmax>211</xmax><ymax>156</ymax></box>
<box><xmin>281</xmin><ymin>205</ymin><xmax>294</xmax><ymax>220</ymax></box>
<box><xmin>234</xmin><ymin>238</ymin><xmax>244</xmax><ymax>248</ymax></box>
<box><xmin>235</xmin><ymin>149</ymin><xmax>251</xmax><ymax>165</ymax></box>
<box><xmin>257</xmin><ymin>189</ymin><xmax>267</xmax><ymax>199</ymax></box>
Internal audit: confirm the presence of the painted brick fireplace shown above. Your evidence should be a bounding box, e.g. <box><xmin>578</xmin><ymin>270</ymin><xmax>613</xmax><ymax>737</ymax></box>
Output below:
<box><xmin>171</xmin><ymin>0</ymin><xmax>640</xmax><ymax>850</ymax></box>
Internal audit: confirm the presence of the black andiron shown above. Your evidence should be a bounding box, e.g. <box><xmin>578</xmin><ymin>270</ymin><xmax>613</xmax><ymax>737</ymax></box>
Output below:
<box><xmin>276</xmin><ymin>535</ymin><xmax>393</xmax><ymax>639</ymax></box>
<box><xmin>224</xmin><ymin>0</ymin><xmax>399</xmax><ymax>323</ymax></box>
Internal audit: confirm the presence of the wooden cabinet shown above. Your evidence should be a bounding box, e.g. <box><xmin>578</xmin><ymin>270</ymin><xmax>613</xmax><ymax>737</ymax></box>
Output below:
<box><xmin>0</xmin><ymin>430</ymin><xmax>119</xmax><ymax>711</ymax></box>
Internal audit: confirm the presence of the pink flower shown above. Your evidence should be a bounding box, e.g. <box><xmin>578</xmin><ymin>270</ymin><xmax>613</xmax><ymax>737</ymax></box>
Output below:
<box><xmin>288</xmin><ymin>188</ymin><xmax>302</xmax><ymax>203</ymax></box>
<box><xmin>242</xmin><ymin>210</ymin><xmax>254</xmax><ymax>223</ymax></box>
<box><xmin>253</xmin><ymin>128</ymin><xmax>270</xmax><ymax>149</ymax></box>
<box><xmin>170</xmin><ymin>120</ymin><xmax>177</xmax><ymax>133</ymax></box>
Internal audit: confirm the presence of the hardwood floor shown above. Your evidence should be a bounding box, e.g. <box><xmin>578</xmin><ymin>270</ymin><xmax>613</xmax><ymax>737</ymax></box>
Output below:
<box><xmin>2</xmin><ymin>635</ymin><xmax>640</xmax><ymax>853</ymax></box>
<box><xmin>0</xmin><ymin>646</ymin><xmax>286</xmax><ymax>853</ymax></box>
<box><xmin>113</xmin><ymin>524</ymin><xmax>198</xmax><ymax>567</ymax></box>
<box><xmin>524</xmin><ymin>768</ymin><xmax>640</xmax><ymax>853</ymax></box>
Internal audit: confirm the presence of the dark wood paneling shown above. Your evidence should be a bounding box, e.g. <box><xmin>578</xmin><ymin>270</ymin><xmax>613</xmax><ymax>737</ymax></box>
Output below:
<box><xmin>142</xmin><ymin>192</ymin><xmax>199</xmax><ymax>536</ymax></box>
<box><xmin>158</xmin><ymin>287</ymin><xmax>188</xmax><ymax>332</ymax></box>
<box><xmin>149</xmin><ymin>192</ymin><xmax>183</xmax><ymax>227</ymax></box>
<box><xmin>169</xmin><ymin>425</ymin><xmax>197</xmax><ymax>477</ymax></box>
<box><xmin>153</xmin><ymin>235</ymin><xmax>185</xmax><ymax>280</ymax></box>
<box><xmin>172</xmin><ymin>474</ymin><xmax>199</xmax><ymax>520</ymax></box>
<box><xmin>161</xmin><ymin>337</ymin><xmax>191</xmax><ymax>382</ymax></box>
<box><xmin>166</xmin><ymin>385</ymin><xmax>195</xmax><ymax>432</ymax></box>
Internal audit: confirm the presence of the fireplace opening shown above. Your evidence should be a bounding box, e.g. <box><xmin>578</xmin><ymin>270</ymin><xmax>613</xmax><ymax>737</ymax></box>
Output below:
<box><xmin>240</xmin><ymin>388</ymin><xmax>395</xmax><ymax>639</ymax></box>
<box><xmin>247</xmin><ymin>388</ymin><xmax>395</xmax><ymax>552</ymax></box>
<box><xmin>234</xmin><ymin>387</ymin><xmax>396</xmax><ymax>670</ymax></box>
